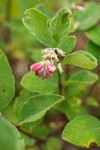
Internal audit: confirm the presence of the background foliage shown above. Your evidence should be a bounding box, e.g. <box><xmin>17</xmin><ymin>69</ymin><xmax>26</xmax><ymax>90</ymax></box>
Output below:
<box><xmin>0</xmin><ymin>0</ymin><xmax>100</xmax><ymax>150</ymax></box>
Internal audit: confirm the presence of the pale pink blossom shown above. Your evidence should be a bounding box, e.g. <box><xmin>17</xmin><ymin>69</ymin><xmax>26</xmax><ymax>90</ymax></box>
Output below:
<box><xmin>30</xmin><ymin>61</ymin><xmax>56</xmax><ymax>79</ymax></box>
<box><xmin>30</xmin><ymin>63</ymin><xmax>42</xmax><ymax>72</ymax></box>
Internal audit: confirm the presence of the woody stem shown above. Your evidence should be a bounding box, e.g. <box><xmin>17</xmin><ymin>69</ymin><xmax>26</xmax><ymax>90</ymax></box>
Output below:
<box><xmin>58</xmin><ymin>68</ymin><xmax>62</xmax><ymax>95</ymax></box>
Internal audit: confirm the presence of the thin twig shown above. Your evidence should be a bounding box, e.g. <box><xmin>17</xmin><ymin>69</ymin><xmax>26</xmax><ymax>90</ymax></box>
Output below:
<box><xmin>82</xmin><ymin>66</ymin><xmax>100</xmax><ymax>105</ymax></box>
<box><xmin>15</xmin><ymin>124</ymin><xmax>46</xmax><ymax>143</ymax></box>
<box><xmin>82</xmin><ymin>82</ymin><xmax>97</xmax><ymax>105</ymax></box>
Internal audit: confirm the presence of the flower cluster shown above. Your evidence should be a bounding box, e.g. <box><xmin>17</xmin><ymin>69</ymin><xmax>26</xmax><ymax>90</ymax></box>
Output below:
<box><xmin>30</xmin><ymin>48</ymin><xmax>65</xmax><ymax>79</ymax></box>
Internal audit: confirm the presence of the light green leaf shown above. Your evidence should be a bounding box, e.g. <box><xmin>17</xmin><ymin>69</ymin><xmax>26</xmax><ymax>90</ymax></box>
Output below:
<box><xmin>59</xmin><ymin>98</ymin><xmax>87</xmax><ymax>120</ymax></box>
<box><xmin>50</xmin><ymin>8</ymin><xmax>72</xmax><ymax>46</ymax></box>
<box><xmin>85</xmin><ymin>41</ymin><xmax>100</xmax><ymax>64</ymax></box>
<box><xmin>87</xmin><ymin>97</ymin><xmax>99</xmax><ymax>107</ymax></box>
<box><xmin>0</xmin><ymin>50</ymin><xmax>15</xmax><ymax>109</ymax></box>
<box><xmin>32</xmin><ymin>124</ymin><xmax>52</xmax><ymax>138</ymax></box>
<box><xmin>22</xmin><ymin>8</ymin><xmax>52</xmax><ymax>46</ymax></box>
<box><xmin>74</xmin><ymin>2</ymin><xmax>100</xmax><ymax>30</ymax></box>
<box><xmin>64</xmin><ymin>70</ymin><xmax>98</xmax><ymax>85</ymax></box>
<box><xmin>62</xmin><ymin>115</ymin><xmax>100</xmax><ymax>147</ymax></box>
<box><xmin>0</xmin><ymin>117</ymin><xmax>24</xmax><ymax>150</ymax></box>
<box><xmin>43</xmin><ymin>137</ymin><xmax>62</xmax><ymax>150</ymax></box>
<box><xmin>67</xmin><ymin>84</ymin><xmax>85</xmax><ymax>98</ymax></box>
<box><xmin>58</xmin><ymin>36</ymin><xmax>76</xmax><ymax>54</ymax></box>
<box><xmin>21</xmin><ymin>94</ymin><xmax>64</xmax><ymax>124</ymax></box>
<box><xmin>21</xmin><ymin>71</ymin><xmax>57</xmax><ymax>94</ymax></box>
<box><xmin>85</xmin><ymin>25</ymin><xmax>100</xmax><ymax>47</ymax></box>
<box><xmin>36</xmin><ymin>4</ymin><xmax>54</xmax><ymax>19</ymax></box>
<box><xmin>62</xmin><ymin>51</ymin><xmax>98</xmax><ymax>69</ymax></box>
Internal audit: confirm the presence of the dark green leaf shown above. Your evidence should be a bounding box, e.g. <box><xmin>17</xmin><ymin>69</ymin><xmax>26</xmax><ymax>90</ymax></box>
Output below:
<box><xmin>0</xmin><ymin>50</ymin><xmax>15</xmax><ymax>109</ymax></box>
<box><xmin>0</xmin><ymin>117</ymin><xmax>24</xmax><ymax>150</ymax></box>
<box><xmin>21</xmin><ymin>71</ymin><xmax>57</xmax><ymax>94</ymax></box>
<box><xmin>14</xmin><ymin>90</ymin><xmax>34</xmax><ymax>121</ymax></box>
<box><xmin>21</xmin><ymin>94</ymin><xmax>64</xmax><ymax>123</ymax></box>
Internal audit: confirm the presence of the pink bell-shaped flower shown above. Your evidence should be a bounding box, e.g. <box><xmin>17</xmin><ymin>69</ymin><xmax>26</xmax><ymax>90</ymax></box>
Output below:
<box><xmin>30</xmin><ymin>61</ymin><xmax>56</xmax><ymax>79</ymax></box>
<box><xmin>30</xmin><ymin>63</ymin><xmax>42</xmax><ymax>72</ymax></box>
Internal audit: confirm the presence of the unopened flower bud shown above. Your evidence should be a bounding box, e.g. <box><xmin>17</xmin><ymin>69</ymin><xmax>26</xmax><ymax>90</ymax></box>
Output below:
<box><xmin>30</xmin><ymin>62</ymin><xmax>42</xmax><ymax>72</ymax></box>
<box><xmin>58</xmin><ymin>63</ymin><xmax>64</xmax><ymax>74</ymax></box>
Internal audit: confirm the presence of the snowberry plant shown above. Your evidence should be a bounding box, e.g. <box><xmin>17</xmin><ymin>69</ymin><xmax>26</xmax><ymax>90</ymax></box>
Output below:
<box><xmin>0</xmin><ymin>4</ymin><xmax>100</xmax><ymax>150</ymax></box>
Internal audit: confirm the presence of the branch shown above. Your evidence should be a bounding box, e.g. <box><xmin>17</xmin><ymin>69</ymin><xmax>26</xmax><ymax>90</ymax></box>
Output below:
<box><xmin>82</xmin><ymin>82</ymin><xmax>97</xmax><ymax>105</ymax></box>
<box><xmin>82</xmin><ymin>66</ymin><xmax>100</xmax><ymax>105</ymax></box>
<box><xmin>15</xmin><ymin>124</ymin><xmax>45</xmax><ymax>144</ymax></box>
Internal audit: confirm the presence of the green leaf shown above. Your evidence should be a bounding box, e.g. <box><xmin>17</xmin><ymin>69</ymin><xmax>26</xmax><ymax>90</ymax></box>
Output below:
<box><xmin>85</xmin><ymin>25</ymin><xmax>100</xmax><ymax>47</ymax></box>
<box><xmin>22</xmin><ymin>8</ymin><xmax>52</xmax><ymax>46</ymax></box>
<box><xmin>32</xmin><ymin>124</ymin><xmax>52</xmax><ymax>138</ymax></box>
<box><xmin>59</xmin><ymin>98</ymin><xmax>87</xmax><ymax>120</ymax></box>
<box><xmin>58</xmin><ymin>36</ymin><xmax>76</xmax><ymax>54</ymax></box>
<box><xmin>1</xmin><ymin>102</ymin><xmax>18</xmax><ymax>124</ymax></box>
<box><xmin>62</xmin><ymin>115</ymin><xmax>100</xmax><ymax>147</ymax></box>
<box><xmin>21</xmin><ymin>94</ymin><xmax>64</xmax><ymax>124</ymax></box>
<box><xmin>21</xmin><ymin>71</ymin><xmax>57</xmax><ymax>94</ymax></box>
<box><xmin>67</xmin><ymin>84</ymin><xmax>85</xmax><ymax>98</ymax></box>
<box><xmin>0</xmin><ymin>117</ymin><xmax>24</xmax><ymax>150</ymax></box>
<box><xmin>43</xmin><ymin>137</ymin><xmax>62</xmax><ymax>150</ymax></box>
<box><xmin>14</xmin><ymin>90</ymin><xmax>34</xmax><ymax>122</ymax></box>
<box><xmin>85</xmin><ymin>41</ymin><xmax>100</xmax><ymax>64</ymax></box>
<box><xmin>50</xmin><ymin>8</ymin><xmax>72</xmax><ymax>46</ymax></box>
<box><xmin>36</xmin><ymin>4</ymin><xmax>54</xmax><ymax>19</ymax></box>
<box><xmin>0</xmin><ymin>50</ymin><xmax>15</xmax><ymax>109</ymax></box>
<box><xmin>74</xmin><ymin>2</ymin><xmax>100</xmax><ymax>30</ymax></box>
<box><xmin>62</xmin><ymin>51</ymin><xmax>98</xmax><ymax>69</ymax></box>
<box><xmin>64</xmin><ymin>70</ymin><xmax>98</xmax><ymax>85</ymax></box>
<box><xmin>87</xmin><ymin>97</ymin><xmax>99</xmax><ymax>107</ymax></box>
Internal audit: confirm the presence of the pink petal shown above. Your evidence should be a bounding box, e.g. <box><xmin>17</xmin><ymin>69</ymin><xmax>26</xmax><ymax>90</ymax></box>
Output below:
<box><xmin>35</xmin><ymin>69</ymin><xmax>42</xmax><ymax>76</ymax></box>
<box><xmin>46</xmin><ymin>70</ymin><xmax>52</xmax><ymax>78</ymax></box>
<box><xmin>30</xmin><ymin>63</ymin><xmax>42</xmax><ymax>72</ymax></box>
<box><xmin>46</xmin><ymin>63</ymin><xmax>56</xmax><ymax>72</ymax></box>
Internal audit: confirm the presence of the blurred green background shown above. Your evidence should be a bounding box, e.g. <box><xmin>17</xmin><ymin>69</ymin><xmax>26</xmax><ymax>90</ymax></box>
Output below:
<box><xmin>0</xmin><ymin>0</ymin><xmax>100</xmax><ymax>150</ymax></box>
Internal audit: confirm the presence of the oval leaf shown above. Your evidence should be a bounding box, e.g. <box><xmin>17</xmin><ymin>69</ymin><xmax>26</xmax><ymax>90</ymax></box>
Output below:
<box><xmin>62</xmin><ymin>51</ymin><xmax>97</xmax><ymax>69</ymax></box>
<box><xmin>85</xmin><ymin>25</ymin><xmax>100</xmax><ymax>47</ymax></box>
<box><xmin>74</xmin><ymin>2</ymin><xmax>100</xmax><ymax>30</ymax></box>
<box><xmin>0</xmin><ymin>117</ymin><xmax>24</xmax><ymax>150</ymax></box>
<box><xmin>21</xmin><ymin>71</ymin><xmax>57</xmax><ymax>94</ymax></box>
<box><xmin>21</xmin><ymin>94</ymin><xmax>64</xmax><ymax>124</ymax></box>
<box><xmin>64</xmin><ymin>70</ymin><xmax>98</xmax><ymax>85</ymax></box>
<box><xmin>85</xmin><ymin>41</ymin><xmax>100</xmax><ymax>64</ymax></box>
<box><xmin>50</xmin><ymin>8</ymin><xmax>72</xmax><ymax>46</ymax></box>
<box><xmin>58</xmin><ymin>36</ymin><xmax>76</xmax><ymax>54</ymax></box>
<box><xmin>22</xmin><ymin>8</ymin><xmax>52</xmax><ymax>46</ymax></box>
<box><xmin>62</xmin><ymin>115</ymin><xmax>100</xmax><ymax>147</ymax></box>
<box><xmin>58</xmin><ymin>98</ymin><xmax>87</xmax><ymax>120</ymax></box>
<box><xmin>0</xmin><ymin>50</ymin><xmax>15</xmax><ymax>109</ymax></box>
